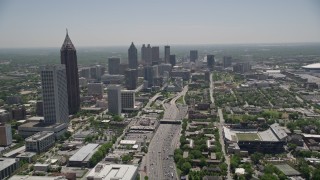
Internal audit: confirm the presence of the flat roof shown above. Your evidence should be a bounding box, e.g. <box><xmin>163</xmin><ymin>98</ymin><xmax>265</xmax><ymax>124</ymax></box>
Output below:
<box><xmin>302</xmin><ymin>133</ymin><xmax>320</xmax><ymax>138</ymax></box>
<box><xmin>302</xmin><ymin>63</ymin><xmax>320</xmax><ymax>69</ymax></box>
<box><xmin>274</xmin><ymin>164</ymin><xmax>301</xmax><ymax>176</ymax></box>
<box><xmin>86</xmin><ymin>163</ymin><xmax>138</xmax><ymax>180</ymax></box>
<box><xmin>25</xmin><ymin>131</ymin><xmax>54</xmax><ymax>141</ymax></box>
<box><xmin>3</xmin><ymin>146</ymin><xmax>26</xmax><ymax>157</ymax></box>
<box><xmin>120</xmin><ymin>140</ymin><xmax>136</xmax><ymax>145</ymax></box>
<box><xmin>69</xmin><ymin>143</ymin><xmax>99</xmax><ymax>162</ymax></box>
<box><xmin>0</xmin><ymin>158</ymin><xmax>18</xmax><ymax>171</ymax></box>
<box><xmin>9</xmin><ymin>175</ymin><xmax>68</xmax><ymax>180</ymax></box>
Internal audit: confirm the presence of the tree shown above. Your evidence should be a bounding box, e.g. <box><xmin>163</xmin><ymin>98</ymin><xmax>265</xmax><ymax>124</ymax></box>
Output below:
<box><xmin>251</xmin><ymin>152</ymin><xmax>263</xmax><ymax>164</ymax></box>
<box><xmin>181</xmin><ymin>162</ymin><xmax>191</xmax><ymax>175</ymax></box>
<box><xmin>122</xmin><ymin>154</ymin><xmax>132</xmax><ymax>164</ymax></box>
<box><xmin>313</xmin><ymin>169</ymin><xmax>320</xmax><ymax>180</ymax></box>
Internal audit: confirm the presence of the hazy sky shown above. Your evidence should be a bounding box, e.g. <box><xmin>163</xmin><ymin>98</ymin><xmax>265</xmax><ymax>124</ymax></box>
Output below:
<box><xmin>0</xmin><ymin>0</ymin><xmax>320</xmax><ymax>48</ymax></box>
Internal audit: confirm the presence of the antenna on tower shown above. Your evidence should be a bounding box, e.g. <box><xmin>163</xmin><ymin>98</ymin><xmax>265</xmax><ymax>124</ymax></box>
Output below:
<box><xmin>66</xmin><ymin>28</ymin><xmax>68</xmax><ymax>35</ymax></box>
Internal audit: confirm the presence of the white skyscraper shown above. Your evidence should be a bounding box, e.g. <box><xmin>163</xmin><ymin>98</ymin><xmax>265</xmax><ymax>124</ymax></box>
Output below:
<box><xmin>41</xmin><ymin>65</ymin><xmax>69</xmax><ymax>124</ymax></box>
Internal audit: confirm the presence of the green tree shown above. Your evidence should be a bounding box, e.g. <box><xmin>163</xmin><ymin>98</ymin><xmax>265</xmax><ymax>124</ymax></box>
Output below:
<box><xmin>313</xmin><ymin>169</ymin><xmax>320</xmax><ymax>180</ymax></box>
<box><xmin>181</xmin><ymin>162</ymin><xmax>192</xmax><ymax>175</ymax></box>
<box><xmin>251</xmin><ymin>152</ymin><xmax>263</xmax><ymax>164</ymax></box>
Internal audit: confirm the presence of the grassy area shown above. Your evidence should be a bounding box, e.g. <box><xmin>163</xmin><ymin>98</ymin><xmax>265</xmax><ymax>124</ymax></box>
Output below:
<box><xmin>176</xmin><ymin>96</ymin><xmax>184</xmax><ymax>104</ymax></box>
<box><xmin>236</xmin><ymin>133</ymin><xmax>260</xmax><ymax>141</ymax></box>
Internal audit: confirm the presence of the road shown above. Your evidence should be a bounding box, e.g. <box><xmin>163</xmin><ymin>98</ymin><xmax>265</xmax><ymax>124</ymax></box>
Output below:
<box><xmin>210</xmin><ymin>72</ymin><xmax>232</xmax><ymax>180</ymax></box>
<box><xmin>144</xmin><ymin>86</ymin><xmax>188</xmax><ymax>180</ymax></box>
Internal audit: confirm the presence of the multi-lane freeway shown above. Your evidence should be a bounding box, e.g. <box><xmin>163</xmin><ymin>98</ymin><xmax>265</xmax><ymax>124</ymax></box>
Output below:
<box><xmin>144</xmin><ymin>86</ymin><xmax>188</xmax><ymax>180</ymax></box>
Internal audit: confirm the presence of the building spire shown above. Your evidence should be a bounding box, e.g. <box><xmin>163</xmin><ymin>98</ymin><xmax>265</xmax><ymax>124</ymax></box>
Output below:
<box><xmin>61</xmin><ymin>29</ymin><xmax>75</xmax><ymax>51</ymax></box>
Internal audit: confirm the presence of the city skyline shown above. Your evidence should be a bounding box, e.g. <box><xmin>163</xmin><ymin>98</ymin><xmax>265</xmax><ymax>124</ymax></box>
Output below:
<box><xmin>0</xmin><ymin>0</ymin><xmax>319</xmax><ymax>48</ymax></box>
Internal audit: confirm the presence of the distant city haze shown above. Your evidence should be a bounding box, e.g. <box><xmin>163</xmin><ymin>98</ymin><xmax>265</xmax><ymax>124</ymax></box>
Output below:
<box><xmin>0</xmin><ymin>0</ymin><xmax>320</xmax><ymax>48</ymax></box>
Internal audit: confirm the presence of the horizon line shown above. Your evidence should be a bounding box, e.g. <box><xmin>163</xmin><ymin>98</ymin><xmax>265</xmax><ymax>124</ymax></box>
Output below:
<box><xmin>1</xmin><ymin>41</ymin><xmax>320</xmax><ymax>49</ymax></box>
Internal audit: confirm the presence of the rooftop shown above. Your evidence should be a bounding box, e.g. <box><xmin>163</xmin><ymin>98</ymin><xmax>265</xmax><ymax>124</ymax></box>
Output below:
<box><xmin>302</xmin><ymin>63</ymin><xmax>320</xmax><ymax>69</ymax></box>
<box><xmin>0</xmin><ymin>158</ymin><xmax>18</xmax><ymax>171</ymax></box>
<box><xmin>69</xmin><ymin>143</ymin><xmax>99</xmax><ymax>162</ymax></box>
<box><xmin>25</xmin><ymin>131</ymin><xmax>54</xmax><ymax>142</ymax></box>
<box><xmin>9</xmin><ymin>175</ymin><xmax>67</xmax><ymax>180</ymax></box>
<box><xmin>86</xmin><ymin>163</ymin><xmax>138</xmax><ymax>180</ymax></box>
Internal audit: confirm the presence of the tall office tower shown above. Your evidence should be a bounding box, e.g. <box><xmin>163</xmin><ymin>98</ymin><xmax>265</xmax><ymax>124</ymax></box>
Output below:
<box><xmin>88</xmin><ymin>83</ymin><xmax>104</xmax><ymax>98</ymax></box>
<box><xmin>60</xmin><ymin>31</ymin><xmax>80</xmax><ymax>114</ymax></box>
<box><xmin>158</xmin><ymin>63</ymin><xmax>172</xmax><ymax>76</ymax></box>
<box><xmin>207</xmin><ymin>55</ymin><xmax>215</xmax><ymax>69</ymax></box>
<box><xmin>152</xmin><ymin>65</ymin><xmax>159</xmax><ymax>78</ymax></box>
<box><xmin>41</xmin><ymin>65</ymin><xmax>69</xmax><ymax>124</ymax></box>
<box><xmin>190</xmin><ymin>50</ymin><xmax>198</xmax><ymax>62</ymax></box>
<box><xmin>144</xmin><ymin>66</ymin><xmax>154</xmax><ymax>88</ymax></box>
<box><xmin>90</xmin><ymin>66</ymin><xmax>97</xmax><ymax>79</ymax></box>
<box><xmin>121</xmin><ymin>90</ymin><xmax>135</xmax><ymax>110</ymax></box>
<box><xmin>146</xmin><ymin>44</ymin><xmax>153</xmax><ymax>65</ymax></box>
<box><xmin>79</xmin><ymin>68</ymin><xmax>91</xmax><ymax>78</ymax></box>
<box><xmin>152</xmin><ymin>46</ymin><xmax>160</xmax><ymax>65</ymax></box>
<box><xmin>108</xmin><ymin>57</ymin><xmax>120</xmax><ymax>75</ymax></box>
<box><xmin>95</xmin><ymin>65</ymin><xmax>102</xmax><ymax>81</ymax></box>
<box><xmin>0</xmin><ymin>123</ymin><xmax>12</xmax><ymax>146</ymax></box>
<box><xmin>125</xmin><ymin>69</ymin><xmax>138</xmax><ymax>90</ymax></box>
<box><xmin>170</xmin><ymin>55</ymin><xmax>176</xmax><ymax>67</ymax></box>
<box><xmin>107</xmin><ymin>85</ymin><xmax>122</xmax><ymax>115</ymax></box>
<box><xmin>141</xmin><ymin>44</ymin><xmax>146</xmax><ymax>64</ymax></box>
<box><xmin>164</xmin><ymin>45</ymin><xmax>170</xmax><ymax>63</ymax></box>
<box><xmin>223</xmin><ymin>56</ymin><xmax>232</xmax><ymax>68</ymax></box>
<box><xmin>128</xmin><ymin>42</ymin><xmax>138</xmax><ymax>69</ymax></box>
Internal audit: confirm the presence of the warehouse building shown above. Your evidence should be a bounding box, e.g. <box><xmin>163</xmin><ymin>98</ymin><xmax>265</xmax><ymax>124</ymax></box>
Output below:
<box><xmin>68</xmin><ymin>143</ymin><xmax>100</xmax><ymax>167</ymax></box>
<box><xmin>86</xmin><ymin>163</ymin><xmax>138</xmax><ymax>180</ymax></box>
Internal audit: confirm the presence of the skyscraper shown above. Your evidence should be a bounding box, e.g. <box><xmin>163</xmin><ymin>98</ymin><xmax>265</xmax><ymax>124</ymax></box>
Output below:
<box><xmin>125</xmin><ymin>69</ymin><xmax>138</xmax><ymax>90</ymax></box>
<box><xmin>207</xmin><ymin>55</ymin><xmax>215</xmax><ymax>69</ymax></box>
<box><xmin>190</xmin><ymin>50</ymin><xmax>198</xmax><ymax>62</ymax></box>
<box><xmin>170</xmin><ymin>55</ymin><xmax>176</xmax><ymax>67</ymax></box>
<box><xmin>144</xmin><ymin>66</ymin><xmax>154</xmax><ymax>88</ymax></box>
<box><xmin>223</xmin><ymin>56</ymin><xmax>232</xmax><ymax>68</ymax></box>
<box><xmin>146</xmin><ymin>44</ymin><xmax>152</xmax><ymax>65</ymax></box>
<box><xmin>152</xmin><ymin>46</ymin><xmax>160</xmax><ymax>65</ymax></box>
<box><xmin>60</xmin><ymin>31</ymin><xmax>80</xmax><ymax>114</ymax></box>
<box><xmin>107</xmin><ymin>85</ymin><xmax>122</xmax><ymax>115</ymax></box>
<box><xmin>108</xmin><ymin>57</ymin><xmax>120</xmax><ymax>75</ymax></box>
<box><xmin>164</xmin><ymin>45</ymin><xmax>170</xmax><ymax>63</ymax></box>
<box><xmin>41</xmin><ymin>65</ymin><xmax>69</xmax><ymax>124</ymax></box>
<box><xmin>128</xmin><ymin>42</ymin><xmax>138</xmax><ymax>69</ymax></box>
<box><xmin>141</xmin><ymin>44</ymin><xmax>146</xmax><ymax>64</ymax></box>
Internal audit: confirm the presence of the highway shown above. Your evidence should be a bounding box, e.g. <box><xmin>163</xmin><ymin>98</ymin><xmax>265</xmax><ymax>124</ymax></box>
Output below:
<box><xmin>144</xmin><ymin>86</ymin><xmax>188</xmax><ymax>180</ymax></box>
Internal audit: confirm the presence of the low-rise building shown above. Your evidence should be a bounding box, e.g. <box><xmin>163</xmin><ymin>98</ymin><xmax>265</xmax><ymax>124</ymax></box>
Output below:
<box><xmin>0</xmin><ymin>158</ymin><xmax>20</xmax><ymax>180</ymax></box>
<box><xmin>86</xmin><ymin>163</ymin><xmax>138</xmax><ymax>180</ymax></box>
<box><xmin>18</xmin><ymin>121</ymin><xmax>67</xmax><ymax>139</ymax></box>
<box><xmin>25</xmin><ymin>131</ymin><xmax>55</xmax><ymax>153</ymax></box>
<box><xmin>69</xmin><ymin>143</ymin><xmax>100</xmax><ymax>167</ymax></box>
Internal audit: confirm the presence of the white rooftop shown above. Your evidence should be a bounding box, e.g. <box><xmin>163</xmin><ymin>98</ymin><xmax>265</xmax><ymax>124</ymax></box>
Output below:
<box><xmin>9</xmin><ymin>175</ymin><xmax>67</xmax><ymax>180</ymax></box>
<box><xmin>0</xmin><ymin>158</ymin><xmax>17</xmax><ymax>171</ymax></box>
<box><xmin>235</xmin><ymin>168</ymin><xmax>245</xmax><ymax>175</ymax></box>
<box><xmin>302</xmin><ymin>63</ymin><xmax>320</xmax><ymax>69</ymax></box>
<box><xmin>86</xmin><ymin>163</ymin><xmax>138</xmax><ymax>180</ymax></box>
<box><xmin>120</xmin><ymin>140</ymin><xmax>136</xmax><ymax>145</ymax></box>
<box><xmin>69</xmin><ymin>143</ymin><xmax>99</xmax><ymax>162</ymax></box>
